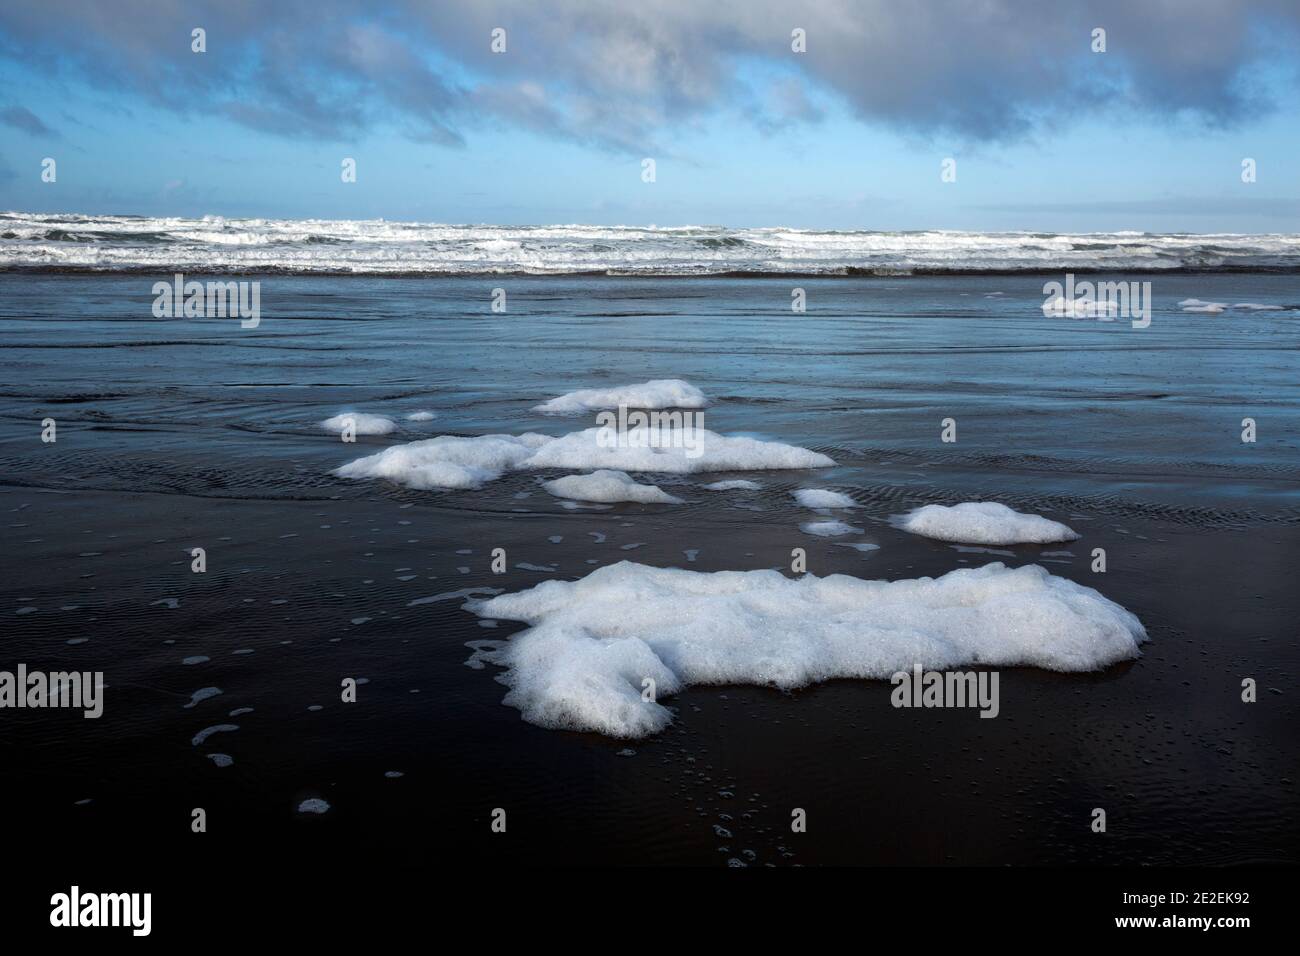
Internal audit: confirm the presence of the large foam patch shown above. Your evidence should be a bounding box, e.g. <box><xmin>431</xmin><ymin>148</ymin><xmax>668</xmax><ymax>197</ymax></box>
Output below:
<box><xmin>465</xmin><ymin>561</ymin><xmax>1147</xmax><ymax>738</ymax></box>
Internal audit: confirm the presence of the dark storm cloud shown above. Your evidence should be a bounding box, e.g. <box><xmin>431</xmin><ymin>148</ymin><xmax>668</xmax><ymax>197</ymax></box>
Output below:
<box><xmin>1</xmin><ymin>105</ymin><xmax>59</xmax><ymax>137</ymax></box>
<box><xmin>1</xmin><ymin>1</ymin><xmax>1297</xmax><ymax>149</ymax></box>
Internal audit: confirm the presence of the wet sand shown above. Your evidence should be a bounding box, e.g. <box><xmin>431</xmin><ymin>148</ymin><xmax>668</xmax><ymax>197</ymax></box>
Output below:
<box><xmin>4</xmin><ymin>474</ymin><xmax>1297</xmax><ymax>867</ymax></box>
<box><xmin>2</xmin><ymin>273</ymin><xmax>1297</xmax><ymax>867</ymax></box>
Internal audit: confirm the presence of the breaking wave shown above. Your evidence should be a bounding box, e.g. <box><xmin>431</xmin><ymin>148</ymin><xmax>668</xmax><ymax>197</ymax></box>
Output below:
<box><xmin>3</xmin><ymin>213</ymin><xmax>1299</xmax><ymax>275</ymax></box>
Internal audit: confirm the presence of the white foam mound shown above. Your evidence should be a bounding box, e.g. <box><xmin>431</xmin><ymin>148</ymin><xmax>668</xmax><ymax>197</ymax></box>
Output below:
<box><xmin>526</xmin><ymin>426</ymin><xmax>833</xmax><ymax>473</ymax></box>
<box><xmin>895</xmin><ymin>502</ymin><xmax>1079</xmax><ymax>545</ymax></box>
<box><xmin>336</xmin><ymin>427</ymin><xmax>832</xmax><ymax>490</ymax></box>
<box><xmin>320</xmin><ymin>412</ymin><xmax>398</xmax><ymax>435</ymax></box>
<box><xmin>703</xmin><ymin>479</ymin><xmax>761</xmax><ymax>491</ymax></box>
<box><xmin>794</xmin><ymin>488</ymin><xmax>856</xmax><ymax>509</ymax></box>
<box><xmin>543</xmin><ymin>470</ymin><xmax>682</xmax><ymax>504</ymax></box>
<box><xmin>336</xmin><ymin>433</ymin><xmax>550</xmax><ymax>489</ymax></box>
<box><xmin>466</xmin><ymin>561</ymin><xmax>1147</xmax><ymax>737</ymax></box>
<box><xmin>534</xmin><ymin>379</ymin><xmax>707</xmax><ymax>414</ymax></box>
<box><xmin>406</xmin><ymin>410</ymin><xmax>437</xmax><ymax>421</ymax></box>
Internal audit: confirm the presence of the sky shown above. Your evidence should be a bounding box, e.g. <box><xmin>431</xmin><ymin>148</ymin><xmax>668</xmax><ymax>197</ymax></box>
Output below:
<box><xmin>1</xmin><ymin>0</ymin><xmax>1299</xmax><ymax>232</ymax></box>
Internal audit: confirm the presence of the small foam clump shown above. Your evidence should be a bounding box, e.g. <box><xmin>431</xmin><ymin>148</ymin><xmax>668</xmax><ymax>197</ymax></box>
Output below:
<box><xmin>320</xmin><ymin>412</ymin><xmax>398</xmax><ymax>435</ymax></box>
<box><xmin>337</xmin><ymin>427</ymin><xmax>831</xmax><ymax>490</ymax></box>
<box><xmin>534</xmin><ymin>379</ymin><xmax>707</xmax><ymax>414</ymax></box>
<box><xmin>1042</xmin><ymin>296</ymin><xmax>1119</xmax><ymax>318</ymax></box>
<box><xmin>336</xmin><ymin>433</ymin><xmax>550</xmax><ymax>489</ymax></box>
<box><xmin>794</xmin><ymin>488</ymin><xmax>855</xmax><ymax>509</ymax></box>
<box><xmin>703</xmin><ymin>479</ymin><xmax>761</xmax><ymax>491</ymax></box>
<box><xmin>1178</xmin><ymin>298</ymin><xmax>1226</xmax><ymax>314</ymax></box>
<box><xmin>184</xmin><ymin>687</ymin><xmax>222</xmax><ymax>709</ymax></box>
<box><xmin>543</xmin><ymin>470</ymin><xmax>682</xmax><ymax>504</ymax></box>
<box><xmin>466</xmin><ymin>561</ymin><xmax>1147</xmax><ymax>737</ymax></box>
<box><xmin>1180</xmin><ymin>299</ymin><xmax>1290</xmax><ymax>314</ymax></box>
<box><xmin>406</xmin><ymin>410</ymin><xmax>437</xmax><ymax>421</ymax></box>
<box><xmin>895</xmin><ymin>502</ymin><xmax>1079</xmax><ymax>545</ymax></box>
<box><xmin>191</xmin><ymin>724</ymin><xmax>238</xmax><ymax>746</ymax></box>
<box><xmin>801</xmin><ymin>519</ymin><xmax>862</xmax><ymax>537</ymax></box>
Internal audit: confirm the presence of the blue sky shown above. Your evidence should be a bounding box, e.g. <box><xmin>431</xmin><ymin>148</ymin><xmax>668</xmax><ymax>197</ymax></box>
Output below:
<box><xmin>2</xmin><ymin>1</ymin><xmax>1298</xmax><ymax>232</ymax></box>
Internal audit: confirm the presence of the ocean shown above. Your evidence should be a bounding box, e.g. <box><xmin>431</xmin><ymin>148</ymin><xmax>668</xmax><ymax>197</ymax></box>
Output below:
<box><xmin>2</xmin><ymin>215</ymin><xmax>1298</xmax><ymax>867</ymax></box>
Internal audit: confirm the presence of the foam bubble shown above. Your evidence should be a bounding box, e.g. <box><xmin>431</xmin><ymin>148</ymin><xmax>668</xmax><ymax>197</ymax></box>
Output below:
<box><xmin>895</xmin><ymin>502</ymin><xmax>1079</xmax><ymax>545</ymax></box>
<box><xmin>543</xmin><ymin>470</ymin><xmax>682</xmax><ymax>504</ymax></box>
<box><xmin>794</xmin><ymin>489</ymin><xmax>855</xmax><ymax>509</ymax></box>
<box><xmin>466</xmin><ymin>561</ymin><xmax>1147</xmax><ymax>737</ymax></box>
<box><xmin>534</xmin><ymin>379</ymin><xmax>706</xmax><ymax>414</ymax></box>
<box><xmin>320</xmin><ymin>412</ymin><xmax>398</xmax><ymax>435</ymax></box>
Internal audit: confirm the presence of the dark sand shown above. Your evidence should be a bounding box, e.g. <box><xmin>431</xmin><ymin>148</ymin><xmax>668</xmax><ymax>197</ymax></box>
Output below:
<box><xmin>2</xmin><ymin>273</ymin><xmax>1297</xmax><ymax>867</ymax></box>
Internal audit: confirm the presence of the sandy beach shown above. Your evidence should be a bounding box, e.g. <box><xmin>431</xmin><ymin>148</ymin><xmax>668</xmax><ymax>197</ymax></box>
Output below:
<box><xmin>3</xmin><ymin>267</ymin><xmax>1296</xmax><ymax>869</ymax></box>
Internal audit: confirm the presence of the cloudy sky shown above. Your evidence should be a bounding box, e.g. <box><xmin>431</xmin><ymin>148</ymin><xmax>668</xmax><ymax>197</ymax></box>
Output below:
<box><xmin>1</xmin><ymin>0</ymin><xmax>1298</xmax><ymax>231</ymax></box>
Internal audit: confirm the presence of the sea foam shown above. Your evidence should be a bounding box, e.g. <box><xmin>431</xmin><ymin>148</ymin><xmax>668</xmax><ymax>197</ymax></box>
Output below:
<box><xmin>466</xmin><ymin>561</ymin><xmax>1147</xmax><ymax>737</ymax></box>
<box><xmin>801</xmin><ymin>519</ymin><xmax>862</xmax><ymax>537</ymax></box>
<box><xmin>336</xmin><ymin>433</ymin><xmax>550</xmax><ymax>489</ymax></box>
<box><xmin>1041</xmin><ymin>296</ymin><xmax>1120</xmax><ymax>318</ymax></box>
<box><xmin>794</xmin><ymin>488</ymin><xmax>856</xmax><ymax>509</ymax></box>
<box><xmin>534</xmin><ymin>379</ymin><xmax>707</xmax><ymax>414</ymax></box>
<box><xmin>320</xmin><ymin>412</ymin><xmax>398</xmax><ymax>435</ymax></box>
<box><xmin>543</xmin><ymin>470</ymin><xmax>682</xmax><ymax>504</ymax></box>
<box><xmin>895</xmin><ymin>502</ymin><xmax>1080</xmax><ymax>545</ymax></box>
<box><xmin>336</xmin><ymin>427</ymin><xmax>832</xmax><ymax>490</ymax></box>
<box><xmin>1179</xmin><ymin>298</ymin><xmax>1292</xmax><ymax>314</ymax></box>
<box><xmin>526</xmin><ymin>426</ymin><xmax>832</xmax><ymax>473</ymax></box>
<box><xmin>1178</xmin><ymin>298</ymin><xmax>1227</xmax><ymax>314</ymax></box>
